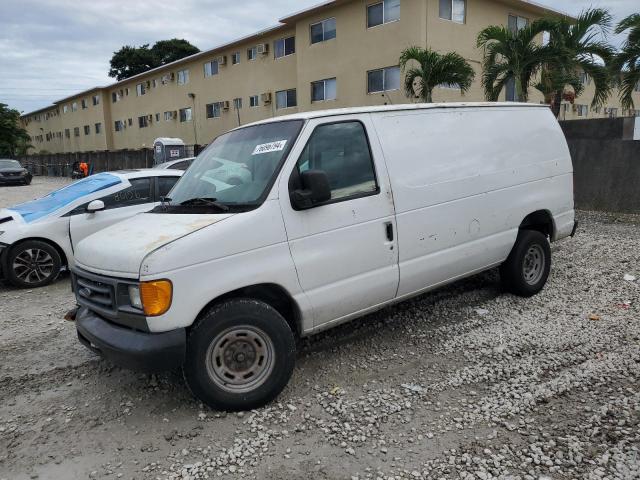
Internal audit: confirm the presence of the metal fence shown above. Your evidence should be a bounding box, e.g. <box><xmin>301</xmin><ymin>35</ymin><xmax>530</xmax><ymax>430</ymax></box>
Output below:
<box><xmin>18</xmin><ymin>145</ymin><xmax>202</xmax><ymax>177</ymax></box>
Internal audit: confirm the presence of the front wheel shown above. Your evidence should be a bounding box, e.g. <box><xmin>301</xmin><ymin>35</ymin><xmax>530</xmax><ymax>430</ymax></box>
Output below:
<box><xmin>499</xmin><ymin>229</ymin><xmax>551</xmax><ymax>297</ymax></box>
<box><xmin>7</xmin><ymin>240</ymin><xmax>62</xmax><ymax>288</ymax></box>
<box><xmin>183</xmin><ymin>299</ymin><xmax>296</xmax><ymax>411</ymax></box>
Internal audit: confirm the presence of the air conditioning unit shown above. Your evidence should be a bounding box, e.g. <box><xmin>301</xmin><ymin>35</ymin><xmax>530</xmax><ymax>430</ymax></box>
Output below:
<box><xmin>217</xmin><ymin>55</ymin><xmax>227</xmax><ymax>65</ymax></box>
<box><xmin>257</xmin><ymin>43</ymin><xmax>269</xmax><ymax>55</ymax></box>
<box><xmin>222</xmin><ymin>101</ymin><xmax>230</xmax><ymax>111</ymax></box>
<box><xmin>261</xmin><ymin>92</ymin><xmax>272</xmax><ymax>104</ymax></box>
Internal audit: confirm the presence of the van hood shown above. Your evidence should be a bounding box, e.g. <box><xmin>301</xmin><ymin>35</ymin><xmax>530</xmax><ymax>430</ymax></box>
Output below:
<box><xmin>74</xmin><ymin>212</ymin><xmax>233</xmax><ymax>277</ymax></box>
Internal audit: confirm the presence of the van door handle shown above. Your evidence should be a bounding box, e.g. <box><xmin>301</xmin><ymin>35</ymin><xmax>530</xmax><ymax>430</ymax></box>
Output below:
<box><xmin>385</xmin><ymin>222</ymin><xmax>394</xmax><ymax>242</ymax></box>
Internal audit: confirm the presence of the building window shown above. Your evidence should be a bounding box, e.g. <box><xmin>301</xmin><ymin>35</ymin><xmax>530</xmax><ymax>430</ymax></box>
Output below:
<box><xmin>204</xmin><ymin>60</ymin><xmax>219</xmax><ymax>77</ymax></box>
<box><xmin>63</xmin><ymin>105</ymin><xmax>68</xmax><ymax>113</ymax></box>
<box><xmin>576</xmin><ymin>104</ymin><xmax>588</xmax><ymax>117</ymax></box>
<box><xmin>164</xmin><ymin>111</ymin><xmax>175</xmax><ymax>121</ymax></box>
<box><xmin>125</xmin><ymin>88</ymin><xmax>130</xmax><ymax>96</ymax></box>
<box><xmin>505</xmin><ymin>77</ymin><xmax>516</xmax><ymax>101</ymax></box>
<box><xmin>155</xmin><ymin>113</ymin><xmax>160</xmax><ymax>122</ymax></box>
<box><xmin>136</xmin><ymin>83</ymin><xmax>146</xmax><ymax>96</ymax></box>
<box><xmin>311</xmin><ymin>18</ymin><xmax>337</xmax><ymax>44</ymax></box>
<box><xmin>439</xmin><ymin>0</ymin><xmax>466</xmax><ymax>24</ymax></box>
<box><xmin>177</xmin><ymin>69</ymin><xmax>190</xmax><ymax>85</ymax></box>
<box><xmin>605</xmin><ymin>107</ymin><xmax>618</xmax><ymax>118</ymax></box>
<box><xmin>92</xmin><ymin>95</ymin><xmax>100</xmax><ymax>106</ymax></box>
<box><xmin>206</xmin><ymin>102</ymin><xmax>222</xmax><ymax>118</ymax></box>
<box><xmin>367</xmin><ymin>66</ymin><xmax>400</xmax><ymax>93</ymax></box>
<box><xmin>71</xmin><ymin>102</ymin><xmax>78</xmax><ymax>112</ymax></box>
<box><xmin>128</xmin><ymin>118</ymin><xmax>132</xmax><ymax>126</ymax></box>
<box><xmin>95</xmin><ymin>123</ymin><xmax>102</xmax><ymax>134</ymax></box>
<box><xmin>65</xmin><ymin>128</ymin><xmax>70</xmax><ymax>138</ymax></box>
<box><xmin>249</xmin><ymin>95</ymin><xmax>259</xmax><ymax>107</ymax></box>
<box><xmin>247</xmin><ymin>46</ymin><xmax>257</xmax><ymax>60</ymax></box>
<box><xmin>111</xmin><ymin>92</ymin><xmax>119</xmax><ymax>103</ymax></box>
<box><xmin>274</xmin><ymin>36</ymin><xmax>296</xmax><ymax>58</ymax></box>
<box><xmin>578</xmin><ymin>72</ymin><xmax>591</xmax><ymax>86</ymax></box>
<box><xmin>311</xmin><ymin>78</ymin><xmax>337</xmax><ymax>102</ymax></box>
<box><xmin>231</xmin><ymin>52</ymin><xmax>241</xmax><ymax>64</ymax></box>
<box><xmin>179</xmin><ymin>107</ymin><xmax>192</xmax><ymax>122</ymax></box>
<box><xmin>81</xmin><ymin>99</ymin><xmax>88</xmax><ymax>109</ymax></box>
<box><xmin>152</xmin><ymin>79</ymin><xmax>158</xmax><ymax>88</ymax></box>
<box><xmin>83</xmin><ymin>125</ymin><xmax>90</xmax><ymax>135</ymax></box>
<box><xmin>367</xmin><ymin>0</ymin><xmax>400</xmax><ymax>28</ymax></box>
<box><xmin>233</xmin><ymin>98</ymin><xmax>243</xmax><ymax>109</ymax></box>
<box><xmin>276</xmin><ymin>89</ymin><xmax>297</xmax><ymax>109</ymax></box>
<box><xmin>114</xmin><ymin>121</ymin><xmax>123</xmax><ymax>132</ymax></box>
<box><xmin>139</xmin><ymin>116</ymin><xmax>149</xmax><ymax>128</ymax></box>
<box><xmin>74</xmin><ymin>127</ymin><xmax>80</xmax><ymax>137</ymax></box>
<box><xmin>508</xmin><ymin>14</ymin><xmax>528</xmax><ymax>33</ymax></box>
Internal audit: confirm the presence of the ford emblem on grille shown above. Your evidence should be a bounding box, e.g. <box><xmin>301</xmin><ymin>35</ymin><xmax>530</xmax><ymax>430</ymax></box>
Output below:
<box><xmin>79</xmin><ymin>287</ymin><xmax>92</xmax><ymax>298</ymax></box>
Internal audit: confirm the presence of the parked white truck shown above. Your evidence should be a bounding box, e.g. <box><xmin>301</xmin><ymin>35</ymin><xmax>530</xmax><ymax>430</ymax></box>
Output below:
<box><xmin>70</xmin><ymin>103</ymin><xmax>577</xmax><ymax>410</ymax></box>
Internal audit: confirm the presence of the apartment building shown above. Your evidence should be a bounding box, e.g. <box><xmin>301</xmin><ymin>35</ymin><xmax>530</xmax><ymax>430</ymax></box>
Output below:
<box><xmin>21</xmin><ymin>0</ymin><xmax>640</xmax><ymax>154</ymax></box>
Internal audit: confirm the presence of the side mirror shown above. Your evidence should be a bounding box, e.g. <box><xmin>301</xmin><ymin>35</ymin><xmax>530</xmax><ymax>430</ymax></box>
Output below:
<box><xmin>86</xmin><ymin>200</ymin><xmax>105</xmax><ymax>213</ymax></box>
<box><xmin>291</xmin><ymin>170</ymin><xmax>331</xmax><ymax>210</ymax></box>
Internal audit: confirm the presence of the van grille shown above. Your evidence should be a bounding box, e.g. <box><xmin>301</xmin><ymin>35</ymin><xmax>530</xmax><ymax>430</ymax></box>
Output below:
<box><xmin>74</xmin><ymin>272</ymin><xmax>116</xmax><ymax>313</ymax></box>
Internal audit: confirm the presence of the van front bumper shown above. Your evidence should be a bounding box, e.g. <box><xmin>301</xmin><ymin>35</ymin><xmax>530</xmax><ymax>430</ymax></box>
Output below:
<box><xmin>76</xmin><ymin>307</ymin><xmax>186</xmax><ymax>372</ymax></box>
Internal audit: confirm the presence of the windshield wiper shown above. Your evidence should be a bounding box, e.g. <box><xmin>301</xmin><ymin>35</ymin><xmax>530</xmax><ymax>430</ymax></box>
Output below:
<box><xmin>179</xmin><ymin>197</ymin><xmax>230</xmax><ymax>211</ymax></box>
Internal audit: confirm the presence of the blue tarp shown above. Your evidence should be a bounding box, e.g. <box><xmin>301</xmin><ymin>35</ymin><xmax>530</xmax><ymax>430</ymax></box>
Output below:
<box><xmin>9</xmin><ymin>173</ymin><xmax>121</xmax><ymax>223</ymax></box>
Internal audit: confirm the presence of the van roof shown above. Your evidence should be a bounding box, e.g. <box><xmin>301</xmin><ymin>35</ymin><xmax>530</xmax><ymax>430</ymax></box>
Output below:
<box><xmin>245</xmin><ymin>102</ymin><xmax>548</xmax><ymax>126</ymax></box>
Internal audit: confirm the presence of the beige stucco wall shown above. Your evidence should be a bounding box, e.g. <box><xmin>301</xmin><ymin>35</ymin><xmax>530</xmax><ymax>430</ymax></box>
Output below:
<box><xmin>21</xmin><ymin>0</ymin><xmax>640</xmax><ymax>154</ymax></box>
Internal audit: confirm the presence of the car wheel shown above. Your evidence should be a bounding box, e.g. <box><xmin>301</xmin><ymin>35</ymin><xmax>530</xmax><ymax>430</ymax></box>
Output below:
<box><xmin>24</xmin><ymin>177</ymin><xmax>32</xmax><ymax>185</ymax></box>
<box><xmin>7</xmin><ymin>240</ymin><xmax>62</xmax><ymax>288</ymax></box>
<box><xmin>183</xmin><ymin>298</ymin><xmax>296</xmax><ymax>411</ymax></box>
<box><xmin>499</xmin><ymin>229</ymin><xmax>551</xmax><ymax>297</ymax></box>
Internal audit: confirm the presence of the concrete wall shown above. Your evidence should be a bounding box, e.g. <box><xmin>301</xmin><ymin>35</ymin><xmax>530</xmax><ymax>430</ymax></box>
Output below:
<box><xmin>561</xmin><ymin>118</ymin><xmax>640</xmax><ymax>214</ymax></box>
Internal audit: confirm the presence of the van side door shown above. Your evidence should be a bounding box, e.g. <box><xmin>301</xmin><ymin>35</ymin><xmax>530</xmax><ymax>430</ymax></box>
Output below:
<box><xmin>278</xmin><ymin>116</ymin><xmax>399</xmax><ymax>328</ymax></box>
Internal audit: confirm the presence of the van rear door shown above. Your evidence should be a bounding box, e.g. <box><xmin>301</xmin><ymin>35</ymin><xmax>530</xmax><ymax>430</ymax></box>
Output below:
<box><xmin>279</xmin><ymin>116</ymin><xmax>399</xmax><ymax>327</ymax></box>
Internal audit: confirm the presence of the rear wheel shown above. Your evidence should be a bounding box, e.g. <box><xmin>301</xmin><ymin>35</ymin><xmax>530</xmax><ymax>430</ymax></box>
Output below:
<box><xmin>183</xmin><ymin>299</ymin><xmax>296</xmax><ymax>411</ymax></box>
<box><xmin>7</xmin><ymin>240</ymin><xmax>61</xmax><ymax>288</ymax></box>
<box><xmin>499</xmin><ymin>229</ymin><xmax>551</xmax><ymax>297</ymax></box>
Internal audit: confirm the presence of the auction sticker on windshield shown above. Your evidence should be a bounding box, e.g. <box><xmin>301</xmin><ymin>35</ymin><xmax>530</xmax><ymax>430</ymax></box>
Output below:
<box><xmin>252</xmin><ymin>140</ymin><xmax>287</xmax><ymax>155</ymax></box>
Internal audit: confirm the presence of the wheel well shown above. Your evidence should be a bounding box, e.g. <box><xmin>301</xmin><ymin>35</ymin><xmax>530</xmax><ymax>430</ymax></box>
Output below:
<box><xmin>196</xmin><ymin>284</ymin><xmax>301</xmax><ymax>337</ymax></box>
<box><xmin>519</xmin><ymin>210</ymin><xmax>555</xmax><ymax>238</ymax></box>
<box><xmin>8</xmin><ymin>237</ymin><xmax>68</xmax><ymax>267</ymax></box>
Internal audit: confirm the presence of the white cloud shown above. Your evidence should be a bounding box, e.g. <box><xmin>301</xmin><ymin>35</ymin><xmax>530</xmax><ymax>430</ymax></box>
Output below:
<box><xmin>1</xmin><ymin>0</ymin><xmax>637</xmax><ymax>113</ymax></box>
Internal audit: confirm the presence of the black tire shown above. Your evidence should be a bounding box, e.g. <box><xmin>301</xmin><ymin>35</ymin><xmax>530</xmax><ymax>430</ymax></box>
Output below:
<box><xmin>499</xmin><ymin>229</ymin><xmax>551</xmax><ymax>297</ymax></box>
<box><xmin>183</xmin><ymin>298</ymin><xmax>296</xmax><ymax>411</ymax></box>
<box><xmin>24</xmin><ymin>176</ymin><xmax>32</xmax><ymax>185</ymax></box>
<box><xmin>7</xmin><ymin>240</ymin><xmax>62</xmax><ymax>288</ymax></box>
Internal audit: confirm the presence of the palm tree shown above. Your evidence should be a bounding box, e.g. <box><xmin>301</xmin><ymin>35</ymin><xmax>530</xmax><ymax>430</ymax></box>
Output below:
<box><xmin>613</xmin><ymin>14</ymin><xmax>640</xmax><ymax>110</ymax></box>
<box><xmin>399</xmin><ymin>47</ymin><xmax>475</xmax><ymax>103</ymax></box>
<box><xmin>477</xmin><ymin>22</ymin><xmax>552</xmax><ymax>102</ymax></box>
<box><xmin>542</xmin><ymin>8</ymin><xmax>614</xmax><ymax>118</ymax></box>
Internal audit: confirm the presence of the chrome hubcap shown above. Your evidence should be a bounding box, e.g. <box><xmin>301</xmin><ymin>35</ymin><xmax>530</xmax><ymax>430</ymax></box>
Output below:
<box><xmin>12</xmin><ymin>248</ymin><xmax>54</xmax><ymax>284</ymax></box>
<box><xmin>206</xmin><ymin>326</ymin><xmax>275</xmax><ymax>393</ymax></box>
<box><xmin>523</xmin><ymin>244</ymin><xmax>545</xmax><ymax>285</ymax></box>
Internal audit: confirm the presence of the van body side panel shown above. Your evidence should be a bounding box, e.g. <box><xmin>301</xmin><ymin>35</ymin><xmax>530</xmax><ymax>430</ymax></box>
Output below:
<box><xmin>372</xmin><ymin>107</ymin><xmax>573</xmax><ymax>297</ymax></box>
<box><xmin>140</xmin><ymin>200</ymin><xmax>311</xmax><ymax>333</ymax></box>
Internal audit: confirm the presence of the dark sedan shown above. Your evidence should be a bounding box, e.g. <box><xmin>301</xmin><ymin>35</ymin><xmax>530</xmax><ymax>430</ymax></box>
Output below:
<box><xmin>0</xmin><ymin>159</ymin><xmax>32</xmax><ymax>186</ymax></box>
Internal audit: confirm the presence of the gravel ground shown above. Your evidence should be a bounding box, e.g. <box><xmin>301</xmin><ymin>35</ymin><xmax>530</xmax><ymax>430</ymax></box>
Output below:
<box><xmin>0</xmin><ymin>177</ymin><xmax>638</xmax><ymax>480</ymax></box>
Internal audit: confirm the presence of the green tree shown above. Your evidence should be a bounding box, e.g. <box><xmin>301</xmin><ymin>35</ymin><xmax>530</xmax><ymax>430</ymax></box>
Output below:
<box><xmin>477</xmin><ymin>22</ymin><xmax>552</xmax><ymax>102</ymax></box>
<box><xmin>613</xmin><ymin>13</ymin><xmax>640</xmax><ymax>110</ymax></box>
<box><xmin>540</xmin><ymin>8</ymin><xmax>614</xmax><ymax>118</ymax></box>
<box><xmin>151</xmin><ymin>39</ymin><xmax>200</xmax><ymax>65</ymax></box>
<box><xmin>399</xmin><ymin>47</ymin><xmax>475</xmax><ymax>103</ymax></box>
<box><xmin>108</xmin><ymin>39</ymin><xmax>200</xmax><ymax>80</ymax></box>
<box><xmin>0</xmin><ymin>103</ymin><xmax>32</xmax><ymax>158</ymax></box>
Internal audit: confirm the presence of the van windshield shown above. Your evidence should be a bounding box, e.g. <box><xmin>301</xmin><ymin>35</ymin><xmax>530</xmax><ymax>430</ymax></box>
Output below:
<box><xmin>165</xmin><ymin>120</ymin><xmax>303</xmax><ymax>212</ymax></box>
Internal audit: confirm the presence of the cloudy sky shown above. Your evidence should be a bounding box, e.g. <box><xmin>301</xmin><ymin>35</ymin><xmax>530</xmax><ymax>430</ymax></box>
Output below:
<box><xmin>1</xmin><ymin>0</ymin><xmax>637</xmax><ymax>114</ymax></box>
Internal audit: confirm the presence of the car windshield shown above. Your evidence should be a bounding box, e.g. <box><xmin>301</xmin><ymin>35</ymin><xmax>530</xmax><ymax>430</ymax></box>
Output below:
<box><xmin>0</xmin><ymin>160</ymin><xmax>21</xmax><ymax>169</ymax></box>
<box><xmin>166</xmin><ymin>120</ymin><xmax>304</xmax><ymax>211</ymax></box>
<box><xmin>9</xmin><ymin>173</ymin><xmax>121</xmax><ymax>223</ymax></box>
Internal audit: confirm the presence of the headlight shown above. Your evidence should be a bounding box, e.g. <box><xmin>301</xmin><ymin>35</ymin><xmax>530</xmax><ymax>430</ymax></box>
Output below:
<box><xmin>139</xmin><ymin>280</ymin><xmax>173</xmax><ymax>316</ymax></box>
<box><xmin>128</xmin><ymin>285</ymin><xmax>142</xmax><ymax>309</ymax></box>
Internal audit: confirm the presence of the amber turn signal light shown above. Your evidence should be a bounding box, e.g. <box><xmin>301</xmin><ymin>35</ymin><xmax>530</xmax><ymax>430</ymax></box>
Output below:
<box><xmin>139</xmin><ymin>280</ymin><xmax>173</xmax><ymax>316</ymax></box>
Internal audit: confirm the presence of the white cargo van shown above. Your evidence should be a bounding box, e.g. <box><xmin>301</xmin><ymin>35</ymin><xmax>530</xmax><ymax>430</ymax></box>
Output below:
<box><xmin>70</xmin><ymin>103</ymin><xmax>576</xmax><ymax>410</ymax></box>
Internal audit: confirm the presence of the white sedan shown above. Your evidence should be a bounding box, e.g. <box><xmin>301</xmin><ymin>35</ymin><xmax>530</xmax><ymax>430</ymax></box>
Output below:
<box><xmin>0</xmin><ymin>169</ymin><xmax>182</xmax><ymax>288</ymax></box>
